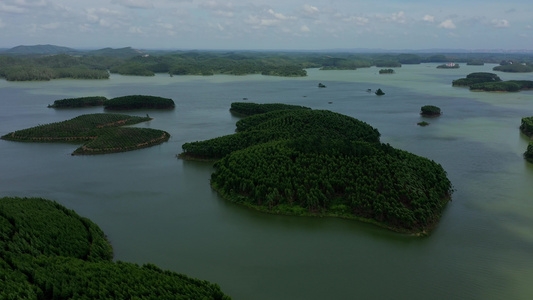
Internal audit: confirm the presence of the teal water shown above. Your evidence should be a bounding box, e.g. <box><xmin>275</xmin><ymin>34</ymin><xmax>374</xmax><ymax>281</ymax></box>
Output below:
<box><xmin>1</xmin><ymin>64</ymin><xmax>533</xmax><ymax>299</ymax></box>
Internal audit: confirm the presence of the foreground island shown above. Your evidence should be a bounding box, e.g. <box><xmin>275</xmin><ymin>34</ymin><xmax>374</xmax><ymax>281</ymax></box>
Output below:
<box><xmin>0</xmin><ymin>197</ymin><xmax>231</xmax><ymax>299</ymax></box>
<box><xmin>521</xmin><ymin>117</ymin><xmax>533</xmax><ymax>163</ymax></box>
<box><xmin>180</xmin><ymin>103</ymin><xmax>453</xmax><ymax>235</ymax></box>
<box><xmin>1</xmin><ymin>113</ymin><xmax>170</xmax><ymax>155</ymax></box>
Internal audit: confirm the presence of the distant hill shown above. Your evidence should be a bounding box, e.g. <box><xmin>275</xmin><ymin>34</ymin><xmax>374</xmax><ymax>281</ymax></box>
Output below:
<box><xmin>2</xmin><ymin>44</ymin><xmax>80</xmax><ymax>55</ymax></box>
<box><xmin>85</xmin><ymin>47</ymin><xmax>145</xmax><ymax>57</ymax></box>
<box><xmin>0</xmin><ymin>45</ymin><xmax>145</xmax><ymax>58</ymax></box>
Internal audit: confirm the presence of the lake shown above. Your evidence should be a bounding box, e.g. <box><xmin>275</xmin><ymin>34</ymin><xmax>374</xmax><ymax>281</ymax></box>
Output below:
<box><xmin>1</xmin><ymin>64</ymin><xmax>533</xmax><ymax>299</ymax></box>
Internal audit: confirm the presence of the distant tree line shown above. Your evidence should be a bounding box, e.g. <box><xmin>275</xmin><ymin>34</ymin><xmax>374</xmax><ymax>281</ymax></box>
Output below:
<box><xmin>2</xmin><ymin>51</ymin><xmax>532</xmax><ymax>81</ymax></box>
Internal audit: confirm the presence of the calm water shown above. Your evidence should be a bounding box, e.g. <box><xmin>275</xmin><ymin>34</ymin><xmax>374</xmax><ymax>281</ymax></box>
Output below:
<box><xmin>1</xmin><ymin>64</ymin><xmax>533</xmax><ymax>300</ymax></box>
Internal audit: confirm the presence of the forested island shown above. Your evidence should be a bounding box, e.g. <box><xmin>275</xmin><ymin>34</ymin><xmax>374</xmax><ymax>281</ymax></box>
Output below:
<box><xmin>104</xmin><ymin>95</ymin><xmax>175</xmax><ymax>110</ymax></box>
<box><xmin>48</xmin><ymin>96</ymin><xmax>108</xmax><ymax>108</ymax></box>
<box><xmin>2</xmin><ymin>45</ymin><xmax>532</xmax><ymax>81</ymax></box>
<box><xmin>48</xmin><ymin>95</ymin><xmax>175</xmax><ymax>110</ymax></box>
<box><xmin>420</xmin><ymin>105</ymin><xmax>442</xmax><ymax>117</ymax></box>
<box><xmin>379</xmin><ymin>69</ymin><xmax>395</xmax><ymax>74</ymax></box>
<box><xmin>0</xmin><ymin>197</ymin><xmax>231</xmax><ymax>299</ymax></box>
<box><xmin>453</xmin><ymin>72</ymin><xmax>533</xmax><ymax>92</ymax></box>
<box><xmin>179</xmin><ymin>103</ymin><xmax>453</xmax><ymax>235</ymax></box>
<box><xmin>493</xmin><ymin>63</ymin><xmax>533</xmax><ymax>73</ymax></box>
<box><xmin>1</xmin><ymin>113</ymin><xmax>170</xmax><ymax>155</ymax></box>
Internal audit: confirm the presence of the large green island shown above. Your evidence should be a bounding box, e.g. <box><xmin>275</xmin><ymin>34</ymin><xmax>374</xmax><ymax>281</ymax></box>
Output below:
<box><xmin>1</xmin><ymin>113</ymin><xmax>170</xmax><ymax>155</ymax></box>
<box><xmin>180</xmin><ymin>103</ymin><xmax>453</xmax><ymax>235</ymax></box>
<box><xmin>452</xmin><ymin>72</ymin><xmax>533</xmax><ymax>92</ymax></box>
<box><xmin>0</xmin><ymin>196</ymin><xmax>231</xmax><ymax>299</ymax></box>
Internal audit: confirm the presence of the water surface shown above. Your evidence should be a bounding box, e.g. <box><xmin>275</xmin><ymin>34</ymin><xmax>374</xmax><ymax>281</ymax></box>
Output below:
<box><xmin>1</xmin><ymin>64</ymin><xmax>533</xmax><ymax>299</ymax></box>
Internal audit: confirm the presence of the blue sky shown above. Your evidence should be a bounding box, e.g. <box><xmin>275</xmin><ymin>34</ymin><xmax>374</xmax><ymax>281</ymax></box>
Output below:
<box><xmin>1</xmin><ymin>0</ymin><xmax>532</xmax><ymax>50</ymax></box>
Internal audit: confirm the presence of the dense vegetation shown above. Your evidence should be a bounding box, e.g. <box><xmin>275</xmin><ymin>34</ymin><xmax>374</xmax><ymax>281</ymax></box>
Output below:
<box><xmin>375</xmin><ymin>88</ymin><xmax>385</xmax><ymax>96</ymax></box>
<box><xmin>319</xmin><ymin>57</ymin><xmax>372</xmax><ymax>70</ymax></box>
<box><xmin>520</xmin><ymin>117</ymin><xmax>533</xmax><ymax>163</ymax></box>
<box><xmin>520</xmin><ymin>117</ymin><xmax>533</xmax><ymax>137</ymax></box>
<box><xmin>493</xmin><ymin>64</ymin><xmax>533</xmax><ymax>73</ymax></box>
<box><xmin>379</xmin><ymin>69</ymin><xmax>395</xmax><ymax>74</ymax></box>
<box><xmin>180</xmin><ymin>104</ymin><xmax>452</xmax><ymax>234</ymax></box>
<box><xmin>525</xmin><ymin>142</ymin><xmax>533</xmax><ymax>163</ymax></box>
<box><xmin>0</xmin><ymin>197</ymin><xmax>231</xmax><ymax>299</ymax></box>
<box><xmin>48</xmin><ymin>96</ymin><xmax>108</xmax><ymax>108</ymax></box>
<box><xmin>3</xmin><ymin>49</ymin><xmax>532</xmax><ymax>81</ymax></box>
<box><xmin>452</xmin><ymin>72</ymin><xmax>533</xmax><ymax>92</ymax></box>
<box><xmin>466</xmin><ymin>60</ymin><xmax>484</xmax><ymax>66</ymax></box>
<box><xmin>452</xmin><ymin>72</ymin><xmax>502</xmax><ymax>87</ymax></box>
<box><xmin>0</xmin><ymin>54</ymin><xmax>111</xmax><ymax>81</ymax></box>
<box><xmin>1</xmin><ymin>113</ymin><xmax>170</xmax><ymax>155</ymax></box>
<box><xmin>104</xmin><ymin>95</ymin><xmax>175</xmax><ymax>110</ymax></box>
<box><xmin>420</xmin><ymin>105</ymin><xmax>442</xmax><ymax>116</ymax></box>
<box><xmin>470</xmin><ymin>82</ymin><xmax>519</xmax><ymax>92</ymax></box>
<box><xmin>229</xmin><ymin>102</ymin><xmax>310</xmax><ymax>116</ymax></box>
<box><xmin>181</xmin><ymin>108</ymin><xmax>380</xmax><ymax>160</ymax></box>
<box><xmin>374</xmin><ymin>60</ymin><xmax>402</xmax><ymax>67</ymax></box>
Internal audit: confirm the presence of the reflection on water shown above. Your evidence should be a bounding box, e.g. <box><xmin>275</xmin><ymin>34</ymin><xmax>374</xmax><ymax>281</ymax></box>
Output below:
<box><xmin>1</xmin><ymin>64</ymin><xmax>533</xmax><ymax>300</ymax></box>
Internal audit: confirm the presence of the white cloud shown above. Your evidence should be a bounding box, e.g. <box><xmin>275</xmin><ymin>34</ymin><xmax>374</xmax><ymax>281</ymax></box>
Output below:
<box><xmin>375</xmin><ymin>11</ymin><xmax>407</xmax><ymax>24</ymax></box>
<box><xmin>85</xmin><ymin>7</ymin><xmax>124</xmax><ymax>27</ymax></box>
<box><xmin>78</xmin><ymin>24</ymin><xmax>93</xmax><ymax>33</ymax></box>
<box><xmin>112</xmin><ymin>0</ymin><xmax>153</xmax><ymax>9</ymax></box>
<box><xmin>423</xmin><ymin>15</ymin><xmax>435</xmax><ymax>22</ymax></box>
<box><xmin>157</xmin><ymin>22</ymin><xmax>174</xmax><ymax>30</ymax></box>
<box><xmin>128</xmin><ymin>26</ymin><xmax>143</xmax><ymax>33</ymax></box>
<box><xmin>491</xmin><ymin>19</ymin><xmax>509</xmax><ymax>28</ymax></box>
<box><xmin>40</xmin><ymin>22</ymin><xmax>60</xmax><ymax>29</ymax></box>
<box><xmin>0</xmin><ymin>3</ymin><xmax>26</xmax><ymax>13</ymax></box>
<box><xmin>214</xmin><ymin>10</ymin><xmax>234</xmax><ymax>18</ymax></box>
<box><xmin>260</xmin><ymin>19</ymin><xmax>280</xmax><ymax>26</ymax></box>
<box><xmin>438</xmin><ymin>19</ymin><xmax>456</xmax><ymax>29</ymax></box>
<box><xmin>342</xmin><ymin>15</ymin><xmax>369</xmax><ymax>26</ymax></box>
<box><xmin>200</xmin><ymin>1</ymin><xmax>234</xmax><ymax>18</ymax></box>
<box><xmin>302</xmin><ymin>4</ymin><xmax>319</xmax><ymax>18</ymax></box>
<box><xmin>201</xmin><ymin>1</ymin><xmax>233</xmax><ymax>10</ymax></box>
<box><xmin>300</xmin><ymin>25</ymin><xmax>310</xmax><ymax>32</ymax></box>
<box><xmin>13</xmin><ymin>0</ymin><xmax>47</xmax><ymax>7</ymax></box>
<box><xmin>390</xmin><ymin>11</ymin><xmax>406</xmax><ymax>24</ymax></box>
<box><xmin>267</xmin><ymin>9</ymin><xmax>295</xmax><ymax>21</ymax></box>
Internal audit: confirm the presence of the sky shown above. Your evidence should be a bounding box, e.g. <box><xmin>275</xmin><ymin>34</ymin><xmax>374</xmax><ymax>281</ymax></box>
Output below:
<box><xmin>1</xmin><ymin>0</ymin><xmax>532</xmax><ymax>51</ymax></box>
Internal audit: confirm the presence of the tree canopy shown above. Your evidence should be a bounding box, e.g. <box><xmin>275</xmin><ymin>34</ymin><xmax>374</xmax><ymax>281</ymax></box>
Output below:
<box><xmin>0</xmin><ymin>197</ymin><xmax>231</xmax><ymax>299</ymax></box>
<box><xmin>180</xmin><ymin>103</ymin><xmax>452</xmax><ymax>234</ymax></box>
<box><xmin>1</xmin><ymin>113</ymin><xmax>170</xmax><ymax>155</ymax></box>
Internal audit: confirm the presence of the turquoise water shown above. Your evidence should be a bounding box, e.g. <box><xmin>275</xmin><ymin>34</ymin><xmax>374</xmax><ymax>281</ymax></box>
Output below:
<box><xmin>1</xmin><ymin>64</ymin><xmax>533</xmax><ymax>299</ymax></box>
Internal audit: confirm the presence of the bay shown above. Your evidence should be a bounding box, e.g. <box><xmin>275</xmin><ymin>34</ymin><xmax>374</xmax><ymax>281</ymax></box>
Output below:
<box><xmin>1</xmin><ymin>64</ymin><xmax>533</xmax><ymax>299</ymax></box>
